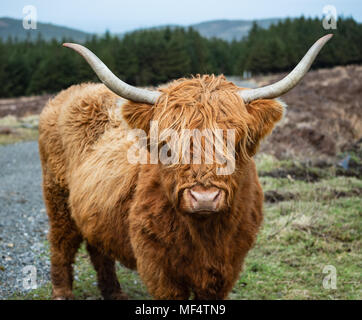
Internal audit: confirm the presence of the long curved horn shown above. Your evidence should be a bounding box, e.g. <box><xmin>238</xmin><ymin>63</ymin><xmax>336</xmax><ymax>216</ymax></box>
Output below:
<box><xmin>240</xmin><ymin>34</ymin><xmax>333</xmax><ymax>104</ymax></box>
<box><xmin>63</xmin><ymin>43</ymin><xmax>161</xmax><ymax>104</ymax></box>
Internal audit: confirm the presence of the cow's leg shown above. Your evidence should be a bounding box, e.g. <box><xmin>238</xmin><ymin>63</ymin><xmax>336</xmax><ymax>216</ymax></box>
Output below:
<box><xmin>137</xmin><ymin>262</ymin><xmax>190</xmax><ymax>300</ymax></box>
<box><xmin>43</xmin><ymin>177</ymin><xmax>82</xmax><ymax>300</ymax></box>
<box><xmin>141</xmin><ymin>277</ymin><xmax>190</xmax><ymax>300</ymax></box>
<box><xmin>86</xmin><ymin>243</ymin><xmax>128</xmax><ymax>300</ymax></box>
<box><xmin>193</xmin><ymin>289</ymin><xmax>229</xmax><ymax>300</ymax></box>
<box><xmin>193</xmin><ymin>272</ymin><xmax>235</xmax><ymax>300</ymax></box>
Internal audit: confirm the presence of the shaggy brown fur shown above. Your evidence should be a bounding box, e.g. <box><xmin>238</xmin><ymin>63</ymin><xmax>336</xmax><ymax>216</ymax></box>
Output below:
<box><xmin>38</xmin><ymin>75</ymin><xmax>284</xmax><ymax>300</ymax></box>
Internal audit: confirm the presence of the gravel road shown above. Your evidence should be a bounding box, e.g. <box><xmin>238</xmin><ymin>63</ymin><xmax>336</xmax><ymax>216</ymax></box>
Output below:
<box><xmin>0</xmin><ymin>141</ymin><xmax>50</xmax><ymax>299</ymax></box>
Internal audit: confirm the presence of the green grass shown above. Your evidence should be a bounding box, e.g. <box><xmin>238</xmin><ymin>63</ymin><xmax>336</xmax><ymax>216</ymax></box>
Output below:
<box><xmin>0</xmin><ymin>128</ymin><xmax>38</xmax><ymax>145</ymax></box>
<box><xmin>0</xmin><ymin>115</ymin><xmax>39</xmax><ymax>145</ymax></box>
<box><xmin>232</xmin><ymin>196</ymin><xmax>361</xmax><ymax>300</ymax></box>
<box><xmin>11</xmin><ymin>244</ymin><xmax>151</xmax><ymax>300</ymax></box>
<box><xmin>10</xmin><ymin>153</ymin><xmax>362</xmax><ymax>300</ymax></box>
<box><xmin>254</xmin><ymin>153</ymin><xmax>295</xmax><ymax>172</ymax></box>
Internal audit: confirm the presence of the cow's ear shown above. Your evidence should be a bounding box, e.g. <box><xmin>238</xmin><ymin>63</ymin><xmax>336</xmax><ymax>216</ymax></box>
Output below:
<box><xmin>122</xmin><ymin>101</ymin><xmax>155</xmax><ymax>133</ymax></box>
<box><xmin>245</xmin><ymin>99</ymin><xmax>285</xmax><ymax>156</ymax></box>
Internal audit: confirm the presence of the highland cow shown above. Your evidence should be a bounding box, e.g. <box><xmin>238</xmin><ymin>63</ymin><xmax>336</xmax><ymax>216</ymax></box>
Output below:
<box><xmin>38</xmin><ymin>34</ymin><xmax>332</xmax><ymax>300</ymax></box>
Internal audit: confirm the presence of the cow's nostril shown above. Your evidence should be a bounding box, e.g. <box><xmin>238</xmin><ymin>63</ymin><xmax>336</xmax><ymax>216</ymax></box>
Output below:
<box><xmin>213</xmin><ymin>190</ymin><xmax>221</xmax><ymax>202</ymax></box>
<box><xmin>190</xmin><ymin>190</ymin><xmax>219</xmax><ymax>203</ymax></box>
<box><xmin>189</xmin><ymin>189</ymin><xmax>198</xmax><ymax>202</ymax></box>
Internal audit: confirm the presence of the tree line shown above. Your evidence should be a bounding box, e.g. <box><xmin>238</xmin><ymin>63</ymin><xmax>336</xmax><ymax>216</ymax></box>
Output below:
<box><xmin>0</xmin><ymin>16</ymin><xmax>361</xmax><ymax>98</ymax></box>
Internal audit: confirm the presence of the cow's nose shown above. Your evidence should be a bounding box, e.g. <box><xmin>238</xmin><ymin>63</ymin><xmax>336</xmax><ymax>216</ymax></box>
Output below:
<box><xmin>188</xmin><ymin>186</ymin><xmax>222</xmax><ymax>212</ymax></box>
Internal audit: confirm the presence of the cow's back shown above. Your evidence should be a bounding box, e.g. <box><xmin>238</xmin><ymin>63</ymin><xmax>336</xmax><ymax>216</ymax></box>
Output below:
<box><xmin>38</xmin><ymin>83</ymin><xmax>122</xmax><ymax>187</ymax></box>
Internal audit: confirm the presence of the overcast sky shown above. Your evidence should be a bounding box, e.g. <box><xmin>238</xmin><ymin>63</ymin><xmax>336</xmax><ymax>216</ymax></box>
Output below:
<box><xmin>1</xmin><ymin>0</ymin><xmax>361</xmax><ymax>33</ymax></box>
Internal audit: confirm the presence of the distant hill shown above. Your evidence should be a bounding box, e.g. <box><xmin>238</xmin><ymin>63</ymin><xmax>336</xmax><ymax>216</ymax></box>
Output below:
<box><xmin>0</xmin><ymin>17</ymin><xmax>91</xmax><ymax>42</ymax></box>
<box><xmin>0</xmin><ymin>17</ymin><xmax>281</xmax><ymax>43</ymax></box>
<box><xmin>190</xmin><ymin>18</ymin><xmax>282</xmax><ymax>41</ymax></box>
<box><xmin>119</xmin><ymin>19</ymin><xmax>283</xmax><ymax>42</ymax></box>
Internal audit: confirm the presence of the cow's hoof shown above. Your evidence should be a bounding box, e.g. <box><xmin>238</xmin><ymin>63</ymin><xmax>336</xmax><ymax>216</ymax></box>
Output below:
<box><xmin>52</xmin><ymin>289</ymin><xmax>75</xmax><ymax>300</ymax></box>
<box><xmin>104</xmin><ymin>291</ymin><xmax>129</xmax><ymax>300</ymax></box>
<box><xmin>53</xmin><ymin>295</ymin><xmax>75</xmax><ymax>300</ymax></box>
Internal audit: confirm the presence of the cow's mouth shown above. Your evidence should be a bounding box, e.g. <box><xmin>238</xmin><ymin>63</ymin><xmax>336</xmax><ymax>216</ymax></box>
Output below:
<box><xmin>189</xmin><ymin>209</ymin><xmax>219</xmax><ymax>216</ymax></box>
